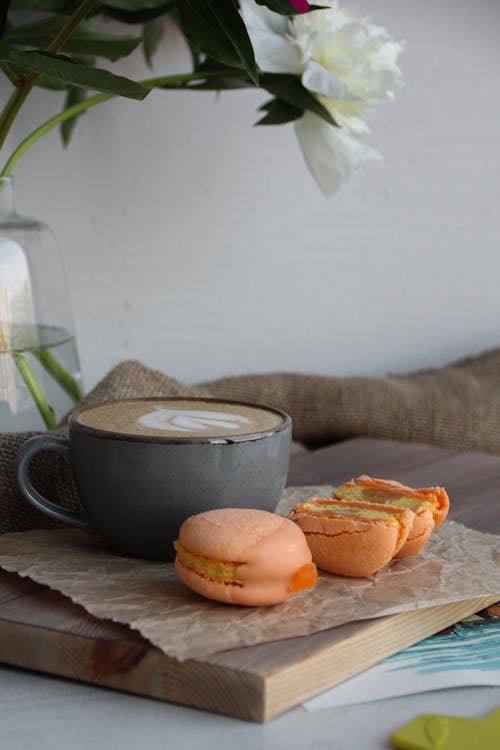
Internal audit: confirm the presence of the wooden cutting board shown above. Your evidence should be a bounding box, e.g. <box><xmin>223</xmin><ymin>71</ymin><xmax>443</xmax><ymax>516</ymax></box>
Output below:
<box><xmin>0</xmin><ymin>438</ymin><xmax>498</xmax><ymax>722</ymax></box>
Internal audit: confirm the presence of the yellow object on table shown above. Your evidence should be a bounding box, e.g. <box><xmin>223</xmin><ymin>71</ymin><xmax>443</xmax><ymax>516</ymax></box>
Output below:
<box><xmin>391</xmin><ymin>707</ymin><xmax>500</xmax><ymax>749</ymax></box>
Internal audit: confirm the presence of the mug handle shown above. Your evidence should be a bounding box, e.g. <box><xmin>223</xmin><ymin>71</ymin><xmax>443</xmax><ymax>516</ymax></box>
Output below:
<box><xmin>16</xmin><ymin>435</ymin><xmax>92</xmax><ymax>532</ymax></box>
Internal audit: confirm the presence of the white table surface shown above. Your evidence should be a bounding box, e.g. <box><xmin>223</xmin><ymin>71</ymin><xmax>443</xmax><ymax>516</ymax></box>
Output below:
<box><xmin>1</xmin><ymin>665</ymin><xmax>498</xmax><ymax>750</ymax></box>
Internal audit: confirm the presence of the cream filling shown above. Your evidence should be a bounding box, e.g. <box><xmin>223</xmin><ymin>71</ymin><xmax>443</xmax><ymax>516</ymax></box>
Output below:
<box><xmin>335</xmin><ymin>486</ymin><xmax>429</xmax><ymax>513</ymax></box>
<box><xmin>301</xmin><ymin>502</ymin><xmax>400</xmax><ymax>526</ymax></box>
<box><xmin>174</xmin><ymin>540</ymin><xmax>243</xmax><ymax>582</ymax></box>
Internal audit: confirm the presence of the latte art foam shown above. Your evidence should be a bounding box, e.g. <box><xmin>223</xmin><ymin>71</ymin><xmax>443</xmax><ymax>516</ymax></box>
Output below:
<box><xmin>138</xmin><ymin>408</ymin><xmax>251</xmax><ymax>434</ymax></box>
<box><xmin>76</xmin><ymin>398</ymin><xmax>285</xmax><ymax>438</ymax></box>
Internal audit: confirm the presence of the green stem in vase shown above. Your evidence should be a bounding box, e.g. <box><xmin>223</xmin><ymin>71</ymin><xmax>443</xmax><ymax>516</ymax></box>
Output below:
<box><xmin>12</xmin><ymin>352</ymin><xmax>57</xmax><ymax>430</ymax></box>
<box><xmin>33</xmin><ymin>348</ymin><xmax>82</xmax><ymax>403</ymax></box>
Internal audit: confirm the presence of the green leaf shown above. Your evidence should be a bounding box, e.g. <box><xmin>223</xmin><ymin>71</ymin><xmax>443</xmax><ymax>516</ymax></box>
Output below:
<box><xmin>3</xmin><ymin>16</ymin><xmax>142</xmax><ymax>61</ymax></box>
<box><xmin>101</xmin><ymin>0</ymin><xmax>170</xmax><ymax>9</ymax></box>
<box><xmin>206</xmin><ymin>0</ymin><xmax>257</xmax><ymax>84</ymax></box>
<box><xmin>143</xmin><ymin>17</ymin><xmax>163</xmax><ymax>68</ymax></box>
<box><xmin>176</xmin><ymin>2</ymin><xmax>238</xmax><ymax>68</ymax></box>
<box><xmin>261</xmin><ymin>73</ymin><xmax>337</xmax><ymax>126</ymax></box>
<box><xmin>1</xmin><ymin>1</ymin><xmax>12</xmax><ymax>42</ymax></box>
<box><xmin>31</xmin><ymin>53</ymin><xmax>96</xmax><ymax>90</ymax></box>
<box><xmin>100</xmin><ymin>0</ymin><xmax>175</xmax><ymax>24</ymax></box>
<box><xmin>0</xmin><ymin>49</ymin><xmax>149</xmax><ymax>99</ymax></box>
<box><xmin>11</xmin><ymin>0</ymin><xmax>174</xmax><ymax>18</ymax></box>
<box><xmin>10</xmin><ymin>1</ymin><xmax>69</xmax><ymax>10</ymax></box>
<box><xmin>256</xmin><ymin>97</ymin><xmax>302</xmax><ymax>125</ymax></box>
<box><xmin>186</xmin><ymin>57</ymin><xmax>253</xmax><ymax>90</ymax></box>
<box><xmin>22</xmin><ymin>55</ymin><xmax>96</xmax><ymax>90</ymax></box>
<box><xmin>60</xmin><ymin>85</ymin><xmax>86</xmax><ymax>146</ymax></box>
<box><xmin>175</xmin><ymin>0</ymin><xmax>258</xmax><ymax>84</ymax></box>
<box><xmin>30</xmin><ymin>73</ymin><xmax>70</xmax><ymax>90</ymax></box>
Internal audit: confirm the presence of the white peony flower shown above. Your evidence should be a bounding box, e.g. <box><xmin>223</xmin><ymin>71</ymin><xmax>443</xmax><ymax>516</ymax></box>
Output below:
<box><xmin>241</xmin><ymin>0</ymin><xmax>404</xmax><ymax>195</ymax></box>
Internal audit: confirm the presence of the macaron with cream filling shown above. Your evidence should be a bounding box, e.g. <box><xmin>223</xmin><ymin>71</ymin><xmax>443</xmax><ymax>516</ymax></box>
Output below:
<box><xmin>333</xmin><ymin>475</ymin><xmax>449</xmax><ymax>557</ymax></box>
<box><xmin>288</xmin><ymin>498</ymin><xmax>415</xmax><ymax>577</ymax></box>
<box><xmin>174</xmin><ymin>508</ymin><xmax>317</xmax><ymax>606</ymax></box>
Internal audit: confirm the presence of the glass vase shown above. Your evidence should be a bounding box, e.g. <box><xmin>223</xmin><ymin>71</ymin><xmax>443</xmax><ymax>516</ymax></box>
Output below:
<box><xmin>0</xmin><ymin>176</ymin><xmax>83</xmax><ymax>432</ymax></box>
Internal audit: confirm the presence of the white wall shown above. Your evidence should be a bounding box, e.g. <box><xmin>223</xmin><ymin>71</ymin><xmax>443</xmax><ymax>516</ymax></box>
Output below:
<box><xmin>3</xmin><ymin>0</ymin><xmax>500</xmax><ymax>390</ymax></box>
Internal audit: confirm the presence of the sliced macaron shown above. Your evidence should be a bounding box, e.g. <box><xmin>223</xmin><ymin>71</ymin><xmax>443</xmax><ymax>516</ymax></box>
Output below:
<box><xmin>288</xmin><ymin>498</ymin><xmax>415</xmax><ymax>577</ymax></box>
<box><xmin>333</xmin><ymin>475</ymin><xmax>449</xmax><ymax>557</ymax></box>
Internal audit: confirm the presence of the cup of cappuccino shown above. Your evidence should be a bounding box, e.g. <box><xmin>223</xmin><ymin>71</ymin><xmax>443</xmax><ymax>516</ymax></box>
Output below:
<box><xmin>16</xmin><ymin>398</ymin><xmax>292</xmax><ymax>560</ymax></box>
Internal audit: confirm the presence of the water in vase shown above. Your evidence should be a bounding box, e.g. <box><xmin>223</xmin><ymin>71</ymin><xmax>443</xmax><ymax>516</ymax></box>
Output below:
<box><xmin>0</xmin><ymin>324</ymin><xmax>83</xmax><ymax>432</ymax></box>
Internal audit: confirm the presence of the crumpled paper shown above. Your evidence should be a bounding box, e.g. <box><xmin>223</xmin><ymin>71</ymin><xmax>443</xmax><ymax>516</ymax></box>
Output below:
<box><xmin>0</xmin><ymin>486</ymin><xmax>498</xmax><ymax>661</ymax></box>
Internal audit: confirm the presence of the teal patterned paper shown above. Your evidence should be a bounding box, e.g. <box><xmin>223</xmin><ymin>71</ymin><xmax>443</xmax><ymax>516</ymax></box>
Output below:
<box><xmin>305</xmin><ymin>604</ymin><xmax>500</xmax><ymax>710</ymax></box>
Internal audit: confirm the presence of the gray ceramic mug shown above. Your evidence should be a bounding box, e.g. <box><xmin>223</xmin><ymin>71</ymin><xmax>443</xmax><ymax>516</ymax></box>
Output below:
<box><xmin>16</xmin><ymin>397</ymin><xmax>292</xmax><ymax>561</ymax></box>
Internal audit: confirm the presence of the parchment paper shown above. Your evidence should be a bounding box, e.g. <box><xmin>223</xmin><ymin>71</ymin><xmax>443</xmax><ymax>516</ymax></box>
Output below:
<box><xmin>0</xmin><ymin>486</ymin><xmax>498</xmax><ymax>661</ymax></box>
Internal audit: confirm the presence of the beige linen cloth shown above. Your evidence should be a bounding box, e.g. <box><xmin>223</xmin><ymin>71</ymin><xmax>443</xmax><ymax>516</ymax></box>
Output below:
<box><xmin>1</xmin><ymin>346</ymin><xmax>500</xmax><ymax>534</ymax></box>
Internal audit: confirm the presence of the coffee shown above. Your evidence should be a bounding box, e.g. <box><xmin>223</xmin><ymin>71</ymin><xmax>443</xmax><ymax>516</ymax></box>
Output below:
<box><xmin>76</xmin><ymin>398</ymin><xmax>285</xmax><ymax>438</ymax></box>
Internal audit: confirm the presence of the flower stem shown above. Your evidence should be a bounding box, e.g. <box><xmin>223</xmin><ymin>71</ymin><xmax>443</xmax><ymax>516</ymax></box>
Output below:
<box><xmin>1</xmin><ymin>93</ymin><xmax>112</xmax><ymax>177</ymax></box>
<box><xmin>12</xmin><ymin>352</ymin><xmax>57</xmax><ymax>430</ymax></box>
<box><xmin>0</xmin><ymin>0</ymin><xmax>100</xmax><ymax>152</ymax></box>
<box><xmin>0</xmin><ymin>70</ymin><xmax>245</xmax><ymax>177</ymax></box>
<box><xmin>32</xmin><ymin>348</ymin><xmax>82</xmax><ymax>403</ymax></box>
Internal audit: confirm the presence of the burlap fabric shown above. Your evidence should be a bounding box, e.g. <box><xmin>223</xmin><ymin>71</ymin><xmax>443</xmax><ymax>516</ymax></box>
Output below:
<box><xmin>1</xmin><ymin>347</ymin><xmax>499</xmax><ymax>533</ymax></box>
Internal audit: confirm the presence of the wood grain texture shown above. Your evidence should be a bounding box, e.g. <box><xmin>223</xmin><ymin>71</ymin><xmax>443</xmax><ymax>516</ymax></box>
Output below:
<box><xmin>0</xmin><ymin>438</ymin><xmax>499</xmax><ymax>721</ymax></box>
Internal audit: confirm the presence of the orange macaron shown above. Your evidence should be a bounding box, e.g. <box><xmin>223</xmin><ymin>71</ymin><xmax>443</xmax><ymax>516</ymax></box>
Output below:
<box><xmin>173</xmin><ymin>508</ymin><xmax>317</xmax><ymax>606</ymax></box>
<box><xmin>288</xmin><ymin>498</ymin><xmax>415</xmax><ymax>577</ymax></box>
<box><xmin>333</xmin><ymin>475</ymin><xmax>450</xmax><ymax>558</ymax></box>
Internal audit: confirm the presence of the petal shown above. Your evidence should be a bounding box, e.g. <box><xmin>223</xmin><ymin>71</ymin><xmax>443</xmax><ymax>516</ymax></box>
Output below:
<box><xmin>302</xmin><ymin>59</ymin><xmax>360</xmax><ymax>101</ymax></box>
<box><xmin>250</xmin><ymin>31</ymin><xmax>304</xmax><ymax>74</ymax></box>
<box><xmin>294</xmin><ymin>111</ymin><xmax>382</xmax><ymax>195</ymax></box>
<box><xmin>240</xmin><ymin>0</ymin><xmax>288</xmax><ymax>35</ymax></box>
<box><xmin>240</xmin><ymin>0</ymin><xmax>303</xmax><ymax>74</ymax></box>
<box><xmin>294</xmin><ymin>8</ymin><xmax>404</xmax><ymax>102</ymax></box>
<box><xmin>371</xmin><ymin>39</ymin><xmax>405</xmax><ymax>72</ymax></box>
<box><xmin>330</xmin><ymin>102</ymin><xmax>372</xmax><ymax>136</ymax></box>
